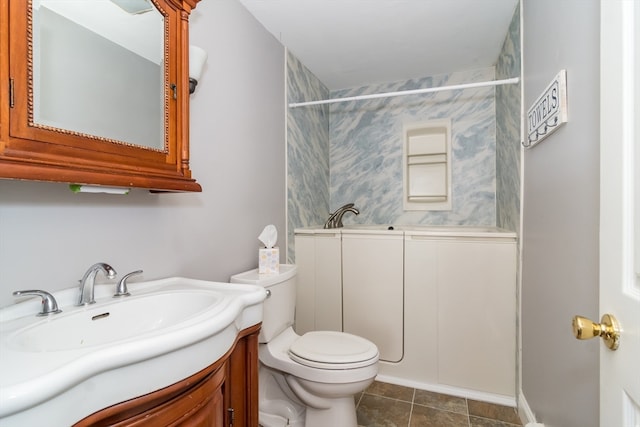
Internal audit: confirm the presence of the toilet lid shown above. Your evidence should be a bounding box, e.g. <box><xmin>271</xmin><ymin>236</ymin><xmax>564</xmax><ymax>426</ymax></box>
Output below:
<box><xmin>289</xmin><ymin>331</ymin><xmax>379</xmax><ymax>369</ymax></box>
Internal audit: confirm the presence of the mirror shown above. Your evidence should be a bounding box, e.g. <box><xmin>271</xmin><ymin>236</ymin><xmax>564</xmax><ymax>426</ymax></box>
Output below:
<box><xmin>31</xmin><ymin>0</ymin><xmax>166</xmax><ymax>150</ymax></box>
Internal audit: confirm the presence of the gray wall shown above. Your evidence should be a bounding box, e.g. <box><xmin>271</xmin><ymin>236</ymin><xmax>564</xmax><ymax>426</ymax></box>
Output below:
<box><xmin>0</xmin><ymin>0</ymin><xmax>286</xmax><ymax>308</ymax></box>
<box><xmin>521</xmin><ymin>1</ymin><xmax>600</xmax><ymax>425</ymax></box>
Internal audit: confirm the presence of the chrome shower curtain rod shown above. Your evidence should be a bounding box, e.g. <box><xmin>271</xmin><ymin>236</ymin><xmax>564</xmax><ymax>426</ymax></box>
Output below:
<box><xmin>288</xmin><ymin>77</ymin><xmax>520</xmax><ymax>108</ymax></box>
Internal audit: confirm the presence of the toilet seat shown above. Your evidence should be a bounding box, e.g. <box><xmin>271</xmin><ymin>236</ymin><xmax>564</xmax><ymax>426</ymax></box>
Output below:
<box><xmin>260</xmin><ymin>327</ymin><xmax>379</xmax><ymax>384</ymax></box>
<box><xmin>289</xmin><ymin>331</ymin><xmax>379</xmax><ymax>370</ymax></box>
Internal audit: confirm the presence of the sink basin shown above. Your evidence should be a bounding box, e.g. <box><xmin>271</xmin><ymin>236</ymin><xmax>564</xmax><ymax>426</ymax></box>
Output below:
<box><xmin>0</xmin><ymin>277</ymin><xmax>266</xmax><ymax>426</ymax></box>
<box><xmin>7</xmin><ymin>290</ymin><xmax>221</xmax><ymax>352</ymax></box>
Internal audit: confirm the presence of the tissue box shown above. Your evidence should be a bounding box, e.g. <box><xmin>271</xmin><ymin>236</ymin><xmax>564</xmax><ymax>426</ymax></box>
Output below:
<box><xmin>259</xmin><ymin>247</ymin><xmax>280</xmax><ymax>274</ymax></box>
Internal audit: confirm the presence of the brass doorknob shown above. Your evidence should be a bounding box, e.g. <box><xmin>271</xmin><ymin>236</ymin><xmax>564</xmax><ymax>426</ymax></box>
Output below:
<box><xmin>572</xmin><ymin>314</ymin><xmax>620</xmax><ymax>350</ymax></box>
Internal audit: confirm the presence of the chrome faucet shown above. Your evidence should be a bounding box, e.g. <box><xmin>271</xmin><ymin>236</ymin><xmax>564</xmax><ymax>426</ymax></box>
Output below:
<box><xmin>323</xmin><ymin>203</ymin><xmax>360</xmax><ymax>229</ymax></box>
<box><xmin>13</xmin><ymin>289</ymin><xmax>62</xmax><ymax>316</ymax></box>
<box><xmin>77</xmin><ymin>262</ymin><xmax>117</xmax><ymax>305</ymax></box>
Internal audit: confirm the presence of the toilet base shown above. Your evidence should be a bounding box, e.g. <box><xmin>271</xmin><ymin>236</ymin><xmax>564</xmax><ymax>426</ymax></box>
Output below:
<box><xmin>259</xmin><ymin>366</ymin><xmax>306</xmax><ymax>426</ymax></box>
<box><xmin>259</xmin><ymin>363</ymin><xmax>374</xmax><ymax>427</ymax></box>
<box><xmin>285</xmin><ymin>375</ymin><xmax>373</xmax><ymax>427</ymax></box>
<box><xmin>304</xmin><ymin>396</ymin><xmax>358</xmax><ymax>427</ymax></box>
<box><xmin>258</xmin><ymin>410</ymin><xmax>305</xmax><ymax>427</ymax></box>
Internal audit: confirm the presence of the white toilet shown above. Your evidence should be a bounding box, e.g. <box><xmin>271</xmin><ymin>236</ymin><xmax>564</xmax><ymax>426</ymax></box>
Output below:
<box><xmin>230</xmin><ymin>264</ymin><xmax>379</xmax><ymax>427</ymax></box>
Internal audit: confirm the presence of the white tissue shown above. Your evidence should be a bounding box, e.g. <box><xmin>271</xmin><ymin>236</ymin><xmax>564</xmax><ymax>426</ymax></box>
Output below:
<box><xmin>258</xmin><ymin>225</ymin><xmax>278</xmax><ymax>248</ymax></box>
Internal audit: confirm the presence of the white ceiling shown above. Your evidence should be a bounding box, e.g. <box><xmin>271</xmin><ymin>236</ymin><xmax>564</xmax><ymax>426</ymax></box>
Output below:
<box><xmin>237</xmin><ymin>0</ymin><xmax>519</xmax><ymax>90</ymax></box>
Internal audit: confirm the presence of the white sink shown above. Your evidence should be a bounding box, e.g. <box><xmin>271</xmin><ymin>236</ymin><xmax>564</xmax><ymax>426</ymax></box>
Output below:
<box><xmin>7</xmin><ymin>290</ymin><xmax>221</xmax><ymax>352</ymax></box>
<box><xmin>0</xmin><ymin>277</ymin><xmax>266</xmax><ymax>426</ymax></box>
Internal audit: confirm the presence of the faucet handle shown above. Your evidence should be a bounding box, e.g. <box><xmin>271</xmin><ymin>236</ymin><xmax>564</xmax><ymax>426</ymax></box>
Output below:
<box><xmin>114</xmin><ymin>270</ymin><xmax>143</xmax><ymax>297</ymax></box>
<box><xmin>13</xmin><ymin>290</ymin><xmax>62</xmax><ymax>316</ymax></box>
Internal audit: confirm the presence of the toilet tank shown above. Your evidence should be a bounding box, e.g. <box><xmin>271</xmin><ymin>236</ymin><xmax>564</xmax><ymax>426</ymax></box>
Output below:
<box><xmin>230</xmin><ymin>264</ymin><xmax>297</xmax><ymax>343</ymax></box>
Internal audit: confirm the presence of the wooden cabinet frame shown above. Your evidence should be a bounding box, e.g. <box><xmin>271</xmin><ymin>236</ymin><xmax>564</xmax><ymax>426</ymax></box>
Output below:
<box><xmin>74</xmin><ymin>324</ymin><xmax>260</xmax><ymax>427</ymax></box>
<box><xmin>0</xmin><ymin>0</ymin><xmax>202</xmax><ymax>192</ymax></box>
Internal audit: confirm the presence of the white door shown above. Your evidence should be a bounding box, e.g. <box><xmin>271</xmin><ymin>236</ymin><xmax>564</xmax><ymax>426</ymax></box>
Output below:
<box><xmin>599</xmin><ymin>1</ymin><xmax>640</xmax><ymax>425</ymax></box>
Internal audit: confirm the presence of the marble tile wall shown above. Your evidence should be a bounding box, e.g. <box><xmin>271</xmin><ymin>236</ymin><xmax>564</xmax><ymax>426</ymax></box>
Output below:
<box><xmin>286</xmin><ymin>6</ymin><xmax>521</xmax><ymax>258</ymax></box>
<box><xmin>286</xmin><ymin>51</ymin><xmax>330</xmax><ymax>261</ymax></box>
<box><xmin>329</xmin><ymin>68</ymin><xmax>498</xmax><ymax>226</ymax></box>
<box><xmin>496</xmin><ymin>4</ymin><xmax>522</xmax><ymax>233</ymax></box>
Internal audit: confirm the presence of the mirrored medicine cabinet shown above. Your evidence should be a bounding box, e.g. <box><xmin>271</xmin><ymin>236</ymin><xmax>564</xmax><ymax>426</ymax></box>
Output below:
<box><xmin>0</xmin><ymin>0</ymin><xmax>202</xmax><ymax>192</ymax></box>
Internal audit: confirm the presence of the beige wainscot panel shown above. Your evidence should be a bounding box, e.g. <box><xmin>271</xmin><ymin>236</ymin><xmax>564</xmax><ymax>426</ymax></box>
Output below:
<box><xmin>294</xmin><ymin>229</ymin><xmax>343</xmax><ymax>334</ymax></box>
<box><xmin>342</xmin><ymin>230</ymin><xmax>405</xmax><ymax>362</ymax></box>
<box><xmin>435</xmin><ymin>237</ymin><xmax>517</xmax><ymax>397</ymax></box>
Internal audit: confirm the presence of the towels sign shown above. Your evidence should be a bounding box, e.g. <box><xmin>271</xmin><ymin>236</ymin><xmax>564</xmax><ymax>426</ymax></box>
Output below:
<box><xmin>525</xmin><ymin>70</ymin><xmax>568</xmax><ymax>148</ymax></box>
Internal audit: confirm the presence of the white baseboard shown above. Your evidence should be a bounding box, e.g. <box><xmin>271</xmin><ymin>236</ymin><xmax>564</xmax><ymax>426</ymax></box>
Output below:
<box><xmin>518</xmin><ymin>389</ymin><xmax>538</xmax><ymax>425</ymax></box>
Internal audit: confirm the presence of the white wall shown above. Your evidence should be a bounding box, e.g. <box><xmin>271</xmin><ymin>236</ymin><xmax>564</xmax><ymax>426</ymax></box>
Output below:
<box><xmin>0</xmin><ymin>0</ymin><xmax>286</xmax><ymax>308</ymax></box>
<box><xmin>521</xmin><ymin>1</ymin><xmax>600</xmax><ymax>426</ymax></box>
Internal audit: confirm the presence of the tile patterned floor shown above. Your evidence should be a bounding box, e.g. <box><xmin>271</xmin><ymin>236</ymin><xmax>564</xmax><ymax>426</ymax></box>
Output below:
<box><xmin>356</xmin><ymin>381</ymin><xmax>523</xmax><ymax>427</ymax></box>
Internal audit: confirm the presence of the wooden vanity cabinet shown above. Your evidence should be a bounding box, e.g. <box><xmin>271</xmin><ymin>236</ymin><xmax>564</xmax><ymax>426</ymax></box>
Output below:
<box><xmin>74</xmin><ymin>324</ymin><xmax>260</xmax><ymax>427</ymax></box>
<box><xmin>225</xmin><ymin>328</ymin><xmax>259</xmax><ymax>427</ymax></box>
